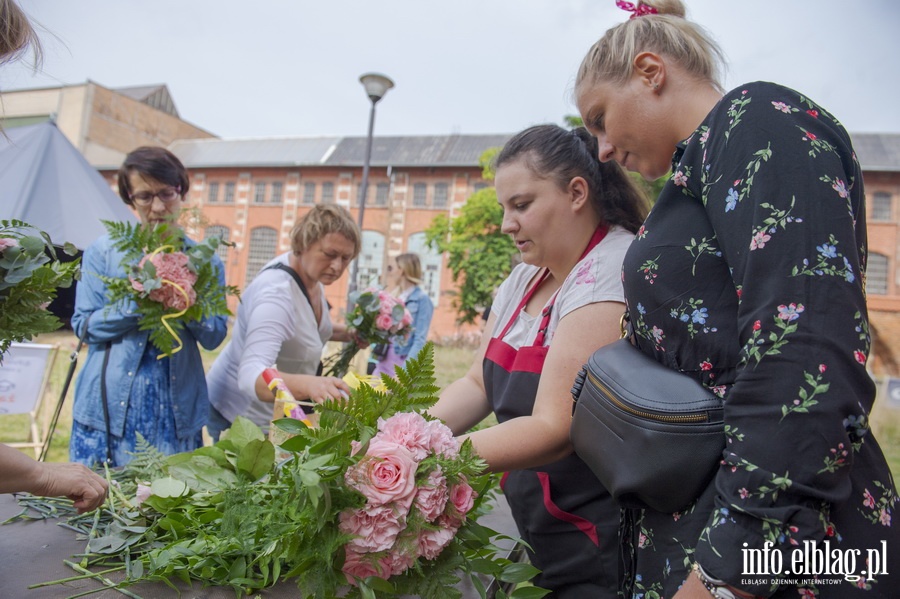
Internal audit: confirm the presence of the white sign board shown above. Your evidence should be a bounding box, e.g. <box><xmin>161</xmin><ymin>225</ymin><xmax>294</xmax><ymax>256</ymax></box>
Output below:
<box><xmin>0</xmin><ymin>343</ymin><xmax>53</xmax><ymax>415</ymax></box>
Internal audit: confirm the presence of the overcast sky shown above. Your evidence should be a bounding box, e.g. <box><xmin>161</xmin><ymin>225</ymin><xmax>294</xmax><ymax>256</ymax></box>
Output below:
<box><xmin>3</xmin><ymin>1</ymin><xmax>898</xmax><ymax>140</ymax></box>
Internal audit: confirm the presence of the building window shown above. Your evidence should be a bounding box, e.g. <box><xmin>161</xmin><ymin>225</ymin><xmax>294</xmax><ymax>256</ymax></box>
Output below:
<box><xmin>375</xmin><ymin>183</ymin><xmax>389</xmax><ymax>206</ymax></box>
<box><xmin>254</xmin><ymin>182</ymin><xmax>267</xmax><ymax>204</ymax></box>
<box><xmin>270</xmin><ymin>181</ymin><xmax>283</xmax><ymax>204</ymax></box>
<box><xmin>208</xmin><ymin>182</ymin><xmax>220</xmax><ymax>204</ymax></box>
<box><xmin>245</xmin><ymin>226</ymin><xmax>278</xmax><ymax>286</ymax></box>
<box><xmin>303</xmin><ymin>182</ymin><xmax>316</xmax><ymax>204</ymax></box>
<box><xmin>408</xmin><ymin>232</ymin><xmax>442</xmax><ymax>305</ymax></box>
<box><xmin>872</xmin><ymin>192</ymin><xmax>892</xmax><ymax>221</ymax></box>
<box><xmin>433</xmin><ymin>183</ymin><xmax>449</xmax><ymax>208</ymax></box>
<box><xmin>224</xmin><ymin>182</ymin><xmax>235</xmax><ymax>203</ymax></box>
<box><xmin>357</xmin><ymin>231</ymin><xmax>386</xmax><ymax>290</ymax></box>
<box><xmin>321</xmin><ymin>182</ymin><xmax>334</xmax><ymax>204</ymax></box>
<box><xmin>867</xmin><ymin>253</ymin><xmax>889</xmax><ymax>295</ymax></box>
<box><xmin>204</xmin><ymin>225</ymin><xmax>230</xmax><ymax>266</ymax></box>
<box><xmin>413</xmin><ymin>183</ymin><xmax>427</xmax><ymax>207</ymax></box>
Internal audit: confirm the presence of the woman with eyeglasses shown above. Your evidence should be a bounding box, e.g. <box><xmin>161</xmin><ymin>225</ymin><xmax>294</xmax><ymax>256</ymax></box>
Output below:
<box><xmin>69</xmin><ymin>146</ymin><xmax>228</xmax><ymax>467</ymax></box>
<box><xmin>371</xmin><ymin>253</ymin><xmax>434</xmax><ymax>378</ymax></box>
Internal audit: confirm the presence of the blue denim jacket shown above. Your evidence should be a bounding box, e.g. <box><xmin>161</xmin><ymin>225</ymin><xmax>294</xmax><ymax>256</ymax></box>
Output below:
<box><xmin>71</xmin><ymin>234</ymin><xmax>228</xmax><ymax>440</ymax></box>
<box><xmin>394</xmin><ymin>285</ymin><xmax>434</xmax><ymax>358</ymax></box>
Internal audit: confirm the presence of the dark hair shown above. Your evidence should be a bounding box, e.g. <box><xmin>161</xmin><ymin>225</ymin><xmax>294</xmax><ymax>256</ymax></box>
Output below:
<box><xmin>116</xmin><ymin>146</ymin><xmax>190</xmax><ymax>206</ymax></box>
<box><xmin>495</xmin><ymin>125</ymin><xmax>648</xmax><ymax>233</ymax></box>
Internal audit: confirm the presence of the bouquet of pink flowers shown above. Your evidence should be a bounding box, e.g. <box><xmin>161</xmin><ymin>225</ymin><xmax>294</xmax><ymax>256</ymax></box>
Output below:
<box><xmin>323</xmin><ymin>287</ymin><xmax>413</xmax><ymax>377</ymax></box>
<box><xmin>100</xmin><ymin>220</ymin><xmax>238</xmax><ymax>356</ymax></box>
<box><xmin>340</xmin><ymin>412</ymin><xmax>475</xmax><ymax>584</ymax></box>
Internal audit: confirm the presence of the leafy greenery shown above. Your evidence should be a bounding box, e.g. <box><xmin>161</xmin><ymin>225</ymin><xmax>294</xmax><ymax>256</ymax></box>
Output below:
<box><xmin>24</xmin><ymin>346</ymin><xmax>543</xmax><ymax>599</ymax></box>
<box><xmin>99</xmin><ymin>220</ymin><xmax>238</xmax><ymax>355</ymax></box>
<box><xmin>425</xmin><ymin>149</ymin><xmax>517</xmax><ymax>325</ymax></box>
<box><xmin>0</xmin><ymin>220</ymin><xmax>79</xmax><ymax>360</ymax></box>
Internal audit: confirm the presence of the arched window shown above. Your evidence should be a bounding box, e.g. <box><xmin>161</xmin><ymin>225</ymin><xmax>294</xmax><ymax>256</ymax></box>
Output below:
<box><xmin>204</xmin><ymin>225</ymin><xmax>231</xmax><ymax>267</ymax></box>
<box><xmin>357</xmin><ymin>231</ymin><xmax>386</xmax><ymax>291</ymax></box>
<box><xmin>867</xmin><ymin>252</ymin><xmax>889</xmax><ymax>295</ymax></box>
<box><xmin>407</xmin><ymin>232</ymin><xmax>442</xmax><ymax>305</ymax></box>
<box><xmin>245</xmin><ymin>226</ymin><xmax>278</xmax><ymax>286</ymax></box>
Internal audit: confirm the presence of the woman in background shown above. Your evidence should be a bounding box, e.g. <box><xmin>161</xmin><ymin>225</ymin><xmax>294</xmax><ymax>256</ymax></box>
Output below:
<box><xmin>71</xmin><ymin>147</ymin><xmax>227</xmax><ymax>467</ymax></box>
<box><xmin>371</xmin><ymin>253</ymin><xmax>434</xmax><ymax>378</ymax></box>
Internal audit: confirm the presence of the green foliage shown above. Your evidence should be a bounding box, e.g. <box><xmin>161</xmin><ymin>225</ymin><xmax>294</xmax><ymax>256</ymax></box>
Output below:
<box><xmin>0</xmin><ymin>220</ymin><xmax>79</xmax><ymax>359</ymax></box>
<box><xmin>99</xmin><ymin>220</ymin><xmax>239</xmax><ymax>356</ymax></box>
<box><xmin>26</xmin><ymin>345</ymin><xmax>539</xmax><ymax>598</ymax></box>
<box><xmin>425</xmin><ymin>149</ymin><xmax>516</xmax><ymax>325</ymax></box>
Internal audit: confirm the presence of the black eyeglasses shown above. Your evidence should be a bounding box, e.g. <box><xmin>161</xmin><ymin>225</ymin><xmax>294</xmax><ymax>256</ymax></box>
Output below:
<box><xmin>130</xmin><ymin>186</ymin><xmax>182</xmax><ymax>206</ymax></box>
<box><xmin>386</xmin><ymin>265</ymin><xmax>394</xmax><ymax>272</ymax></box>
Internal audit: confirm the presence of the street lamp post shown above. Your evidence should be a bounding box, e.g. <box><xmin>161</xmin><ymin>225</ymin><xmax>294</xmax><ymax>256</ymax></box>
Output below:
<box><xmin>347</xmin><ymin>72</ymin><xmax>394</xmax><ymax>303</ymax></box>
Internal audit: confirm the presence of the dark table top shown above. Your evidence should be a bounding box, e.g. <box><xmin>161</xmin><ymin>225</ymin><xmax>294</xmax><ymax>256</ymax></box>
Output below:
<box><xmin>0</xmin><ymin>492</ymin><xmax>519</xmax><ymax>598</ymax></box>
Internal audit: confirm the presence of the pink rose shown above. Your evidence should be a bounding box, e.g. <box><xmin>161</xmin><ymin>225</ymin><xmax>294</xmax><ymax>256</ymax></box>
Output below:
<box><xmin>342</xmin><ymin>547</ymin><xmax>392</xmax><ymax>584</ymax></box>
<box><xmin>414</xmin><ymin>468</ymin><xmax>449</xmax><ymax>522</ymax></box>
<box><xmin>345</xmin><ymin>439</ymin><xmax>418</xmax><ymax>510</ymax></box>
<box><xmin>449</xmin><ymin>478</ymin><xmax>475</xmax><ymax>517</ymax></box>
<box><xmin>375</xmin><ymin>313</ymin><xmax>394</xmax><ymax>331</ymax></box>
<box><xmin>0</xmin><ymin>237</ymin><xmax>19</xmax><ymax>252</ymax></box>
<box><xmin>377</xmin><ymin>412</ymin><xmax>431</xmax><ymax>460</ymax></box>
<box><xmin>416</xmin><ymin>526</ymin><xmax>456</xmax><ymax>560</ymax></box>
<box><xmin>426</xmin><ymin>420</ymin><xmax>459</xmax><ymax>457</ymax></box>
<box><xmin>400</xmin><ymin>309</ymin><xmax>413</xmax><ymax>327</ymax></box>
<box><xmin>339</xmin><ymin>504</ymin><xmax>404</xmax><ymax>552</ymax></box>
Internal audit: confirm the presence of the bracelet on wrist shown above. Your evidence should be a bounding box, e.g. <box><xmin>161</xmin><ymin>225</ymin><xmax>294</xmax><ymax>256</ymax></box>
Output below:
<box><xmin>692</xmin><ymin>563</ymin><xmax>755</xmax><ymax>599</ymax></box>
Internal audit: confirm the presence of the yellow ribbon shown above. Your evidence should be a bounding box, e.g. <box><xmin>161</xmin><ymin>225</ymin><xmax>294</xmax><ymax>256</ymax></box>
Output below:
<box><xmin>157</xmin><ymin>278</ymin><xmax>189</xmax><ymax>359</ymax></box>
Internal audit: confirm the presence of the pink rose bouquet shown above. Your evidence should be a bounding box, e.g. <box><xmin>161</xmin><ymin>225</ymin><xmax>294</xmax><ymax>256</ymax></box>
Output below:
<box><xmin>322</xmin><ymin>286</ymin><xmax>413</xmax><ymax>377</ymax></box>
<box><xmin>100</xmin><ymin>220</ymin><xmax>238</xmax><ymax>357</ymax></box>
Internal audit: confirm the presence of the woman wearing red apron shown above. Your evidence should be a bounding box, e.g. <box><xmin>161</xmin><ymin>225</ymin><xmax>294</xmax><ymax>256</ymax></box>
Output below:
<box><xmin>430</xmin><ymin>124</ymin><xmax>648</xmax><ymax>597</ymax></box>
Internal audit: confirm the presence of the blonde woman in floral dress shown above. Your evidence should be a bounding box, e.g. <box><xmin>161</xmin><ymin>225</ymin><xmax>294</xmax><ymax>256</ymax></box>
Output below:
<box><xmin>573</xmin><ymin>1</ymin><xmax>899</xmax><ymax>597</ymax></box>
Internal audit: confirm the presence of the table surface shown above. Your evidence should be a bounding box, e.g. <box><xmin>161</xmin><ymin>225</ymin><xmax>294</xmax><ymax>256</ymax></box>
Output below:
<box><xmin>0</xmin><ymin>492</ymin><xmax>519</xmax><ymax>598</ymax></box>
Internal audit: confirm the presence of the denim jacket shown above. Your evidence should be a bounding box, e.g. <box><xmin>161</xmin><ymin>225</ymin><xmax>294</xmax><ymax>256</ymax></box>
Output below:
<box><xmin>71</xmin><ymin>234</ymin><xmax>227</xmax><ymax>440</ymax></box>
<box><xmin>394</xmin><ymin>285</ymin><xmax>434</xmax><ymax>359</ymax></box>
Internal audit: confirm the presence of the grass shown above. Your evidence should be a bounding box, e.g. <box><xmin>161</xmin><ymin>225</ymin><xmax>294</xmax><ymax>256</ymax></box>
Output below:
<box><xmin>4</xmin><ymin>330</ymin><xmax>900</xmax><ymax>486</ymax></box>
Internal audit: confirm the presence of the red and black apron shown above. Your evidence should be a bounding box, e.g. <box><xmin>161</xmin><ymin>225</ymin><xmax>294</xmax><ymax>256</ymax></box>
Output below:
<box><xmin>484</xmin><ymin>225</ymin><xmax>621</xmax><ymax>598</ymax></box>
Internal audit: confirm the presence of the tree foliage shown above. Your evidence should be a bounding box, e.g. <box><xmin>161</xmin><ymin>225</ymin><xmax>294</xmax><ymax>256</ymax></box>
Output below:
<box><xmin>425</xmin><ymin>149</ymin><xmax>516</xmax><ymax>325</ymax></box>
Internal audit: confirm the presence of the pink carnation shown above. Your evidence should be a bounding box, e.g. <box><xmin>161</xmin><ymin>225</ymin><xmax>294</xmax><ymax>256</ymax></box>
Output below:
<box><xmin>345</xmin><ymin>439</ymin><xmax>418</xmax><ymax>510</ymax></box>
<box><xmin>385</xmin><ymin>548</ymin><xmax>416</xmax><ymax>577</ymax></box>
<box><xmin>377</xmin><ymin>412</ymin><xmax>431</xmax><ymax>460</ymax></box>
<box><xmin>414</xmin><ymin>468</ymin><xmax>449</xmax><ymax>522</ymax></box>
<box><xmin>426</xmin><ymin>420</ymin><xmax>460</xmax><ymax>457</ymax></box>
<box><xmin>416</xmin><ymin>526</ymin><xmax>456</xmax><ymax>560</ymax></box>
<box><xmin>342</xmin><ymin>547</ymin><xmax>393</xmax><ymax>584</ymax></box>
<box><xmin>0</xmin><ymin>237</ymin><xmax>19</xmax><ymax>252</ymax></box>
<box><xmin>131</xmin><ymin>251</ymin><xmax>197</xmax><ymax>311</ymax></box>
<box><xmin>339</xmin><ymin>504</ymin><xmax>404</xmax><ymax>552</ymax></box>
<box><xmin>135</xmin><ymin>483</ymin><xmax>152</xmax><ymax>506</ymax></box>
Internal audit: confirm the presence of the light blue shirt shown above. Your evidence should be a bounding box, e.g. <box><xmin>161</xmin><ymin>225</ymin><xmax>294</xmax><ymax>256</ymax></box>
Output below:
<box><xmin>71</xmin><ymin>234</ymin><xmax>227</xmax><ymax>440</ymax></box>
<box><xmin>394</xmin><ymin>285</ymin><xmax>434</xmax><ymax>359</ymax></box>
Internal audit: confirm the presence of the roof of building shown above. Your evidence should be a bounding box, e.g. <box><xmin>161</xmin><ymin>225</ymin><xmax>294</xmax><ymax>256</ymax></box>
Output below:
<box><xmin>112</xmin><ymin>84</ymin><xmax>180</xmax><ymax>118</ymax></box>
<box><xmin>852</xmin><ymin>133</ymin><xmax>900</xmax><ymax>173</ymax></box>
<box><xmin>168</xmin><ymin>134</ymin><xmax>512</xmax><ymax>169</ymax></box>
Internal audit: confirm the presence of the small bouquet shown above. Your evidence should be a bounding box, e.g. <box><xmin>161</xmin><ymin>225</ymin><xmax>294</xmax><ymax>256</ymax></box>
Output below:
<box><xmin>99</xmin><ymin>220</ymin><xmax>239</xmax><ymax>357</ymax></box>
<box><xmin>0</xmin><ymin>220</ymin><xmax>79</xmax><ymax>360</ymax></box>
<box><xmin>323</xmin><ymin>287</ymin><xmax>413</xmax><ymax>377</ymax></box>
<box><xmin>23</xmin><ymin>346</ymin><xmax>544</xmax><ymax>598</ymax></box>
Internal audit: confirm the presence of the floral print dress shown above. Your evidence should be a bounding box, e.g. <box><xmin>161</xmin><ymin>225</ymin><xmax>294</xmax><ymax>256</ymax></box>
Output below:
<box><xmin>621</xmin><ymin>82</ymin><xmax>899</xmax><ymax>598</ymax></box>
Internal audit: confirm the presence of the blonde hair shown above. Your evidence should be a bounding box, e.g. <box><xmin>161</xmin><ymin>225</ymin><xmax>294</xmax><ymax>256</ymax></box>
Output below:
<box><xmin>0</xmin><ymin>0</ymin><xmax>41</xmax><ymax>67</ymax></box>
<box><xmin>576</xmin><ymin>0</ymin><xmax>724</xmax><ymax>93</ymax></box>
<box><xmin>395</xmin><ymin>253</ymin><xmax>423</xmax><ymax>286</ymax></box>
<box><xmin>290</xmin><ymin>204</ymin><xmax>361</xmax><ymax>257</ymax></box>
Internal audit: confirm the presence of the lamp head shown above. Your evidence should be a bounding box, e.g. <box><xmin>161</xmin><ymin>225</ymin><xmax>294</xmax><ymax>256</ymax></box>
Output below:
<box><xmin>359</xmin><ymin>72</ymin><xmax>394</xmax><ymax>104</ymax></box>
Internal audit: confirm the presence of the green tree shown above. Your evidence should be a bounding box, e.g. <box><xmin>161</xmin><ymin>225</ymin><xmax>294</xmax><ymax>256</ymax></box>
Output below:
<box><xmin>425</xmin><ymin>148</ymin><xmax>516</xmax><ymax>325</ymax></box>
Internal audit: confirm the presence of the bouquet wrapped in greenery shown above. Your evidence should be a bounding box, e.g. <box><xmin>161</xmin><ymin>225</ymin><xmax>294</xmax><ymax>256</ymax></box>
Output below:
<box><xmin>99</xmin><ymin>220</ymin><xmax>238</xmax><ymax>357</ymax></box>
<box><xmin>0</xmin><ymin>220</ymin><xmax>79</xmax><ymax>360</ymax></box>
<box><xmin>24</xmin><ymin>346</ymin><xmax>543</xmax><ymax>598</ymax></box>
<box><xmin>323</xmin><ymin>287</ymin><xmax>413</xmax><ymax>377</ymax></box>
